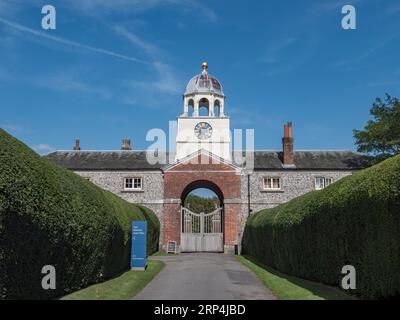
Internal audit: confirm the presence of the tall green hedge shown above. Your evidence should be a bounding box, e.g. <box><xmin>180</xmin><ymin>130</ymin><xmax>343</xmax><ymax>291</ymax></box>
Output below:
<box><xmin>243</xmin><ymin>155</ymin><xmax>400</xmax><ymax>299</ymax></box>
<box><xmin>0</xmin><ymin>129</ymin><xmax>159</xmax><ymax>299</ymax></box>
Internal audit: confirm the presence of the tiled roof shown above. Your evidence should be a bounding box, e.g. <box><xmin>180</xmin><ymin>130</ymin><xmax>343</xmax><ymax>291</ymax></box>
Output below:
<box><xmin>44</xmin><ymin>150</ymin><xmax>369</xmax><ymax>171</ymax></box>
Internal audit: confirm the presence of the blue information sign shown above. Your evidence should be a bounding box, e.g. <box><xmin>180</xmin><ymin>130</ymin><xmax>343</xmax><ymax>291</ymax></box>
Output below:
<box><xmin>130</xmin><ymin>221</ymin><xmax>147</xmax><ymax>270</ymax></box>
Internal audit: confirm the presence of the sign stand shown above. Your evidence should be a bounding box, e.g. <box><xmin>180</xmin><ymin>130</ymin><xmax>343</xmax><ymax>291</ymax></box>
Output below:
<box><xmin>167</xmin><ymin>241</ymin><xmax>177</xmax><ymax>254</ymax></box>
<box><xmin>130</xmin><ymin>221</ymin><xmax>147</xmax><ymax>271</ymax></box>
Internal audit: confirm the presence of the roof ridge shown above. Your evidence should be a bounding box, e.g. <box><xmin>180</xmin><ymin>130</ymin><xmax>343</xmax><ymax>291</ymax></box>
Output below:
<box><xmin>49</xmin><ymin>150</ymin><xmax>170</xmax><ymax>153</ymax></box>
<box><xmin>48</xmin><ymin>149</ymin><xmax>359</xmax><ymax>154</ymax></box>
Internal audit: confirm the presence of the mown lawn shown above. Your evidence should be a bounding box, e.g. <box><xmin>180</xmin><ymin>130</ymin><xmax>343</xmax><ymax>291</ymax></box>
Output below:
<box><xmin>61</xmin><ymin>260</ymin><xmax>165</xmax><ymax>300</ymax></box>
<box><xmin>152</xmin><ymin>250</ymin><xmax>179</xmax><ymax>256</ymax></box>
<box><xmin>237</xmin><ymin>255</ymin><xmax>355</xmax><ymax>300</ymax></box>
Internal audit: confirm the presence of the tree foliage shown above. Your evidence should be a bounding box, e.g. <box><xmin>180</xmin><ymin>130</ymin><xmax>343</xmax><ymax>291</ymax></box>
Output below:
<box><xmin>353</xmin><ymin>94</ymin><xmax>400</xmax><ymax>162</ymax></box>
<box><xmin>184</xmin><ymin>194</ymin><xmax>220</xmax><ymax>213</ymax></box>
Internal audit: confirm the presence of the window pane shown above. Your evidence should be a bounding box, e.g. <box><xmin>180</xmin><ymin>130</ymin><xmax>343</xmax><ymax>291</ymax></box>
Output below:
<box><xmin>325</xmin><ymin>178</ymin><xmax>333</xmax><ymax>186</ymax></box>
<box><xmin>125</xmin><ymin>178</ymin><xmax>133</xmax><ymax>189</ymax></box>
<box><xmin>264</xmin><ymin>178</ymin><xmax>272</xmax><ymax>189</ymax></box>
<box><xmin>134</xmin><ymin>178</ymin><xmax>142</xmax><ymax>189</ymax></box>
<box><xmin>264</xmin><ymin>178</ymin><xmax>281</xmax><ymax>190</ymax></box>
<box><xmin>315</xmin><ymin>178</ymin><xmax>324</xmax><ymax>190</ymax></box>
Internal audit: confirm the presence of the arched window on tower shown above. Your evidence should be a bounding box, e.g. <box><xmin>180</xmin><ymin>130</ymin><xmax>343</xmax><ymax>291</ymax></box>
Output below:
<box><xmin>199</xmin><ymin>98</ymin><xmax>210</xmax><ymax>117</ymax></box>
<box><xmin>188</xmin><ymin>99</ymin><xmax>195</xmax><ymax>117</ymax></box>
<box><xmin>214</xmin><ymin>99</ymin><xmax>221</xmax><ymax>117</ymax></box>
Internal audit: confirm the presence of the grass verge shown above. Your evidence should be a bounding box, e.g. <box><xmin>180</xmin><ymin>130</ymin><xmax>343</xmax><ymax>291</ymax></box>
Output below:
<box><xmin>61</xmin><ymin>260</ymin><xmax>165</xmax><ymax>300</ymax></box>
<box><xmin>152</xmin><ymin>251</ymin><xmax>179</xmax><ymax>256</ymax></box>
<box><xmin>237</xmin><ymin>255</ymin><xmax>355</xmax><ymax>300</ymax></box>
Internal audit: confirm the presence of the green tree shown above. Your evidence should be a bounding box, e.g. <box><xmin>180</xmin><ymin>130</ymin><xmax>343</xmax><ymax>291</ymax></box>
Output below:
<box><xmin>353</xmin><ymin>94</ymin><xmax>400</xmax><ymax>163</ymax></box>
<box><xmin>184</xmin><ymin>194</ymin><xmax>220</xmax><ymax>213</ymax></box>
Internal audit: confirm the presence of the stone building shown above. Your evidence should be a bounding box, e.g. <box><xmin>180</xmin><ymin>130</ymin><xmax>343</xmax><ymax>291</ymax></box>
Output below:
<box><xmin>45</xmin><ymin>63</ymin><xmax>368</xmax><ymax>254</ymax></box>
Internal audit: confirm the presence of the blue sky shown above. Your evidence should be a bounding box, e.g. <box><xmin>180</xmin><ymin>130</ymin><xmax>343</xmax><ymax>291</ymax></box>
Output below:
<box><xmin>1</xmin><ymin>0</ymin><xmax>399</xmax><ymax>154</ymax></box>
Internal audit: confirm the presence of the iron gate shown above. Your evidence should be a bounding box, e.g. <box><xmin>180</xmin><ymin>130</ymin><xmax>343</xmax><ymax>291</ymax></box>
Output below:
<box><xmin>181</xmin><ymin>207</ymin><xmax>223</xmax><ymax>252</ymax></box>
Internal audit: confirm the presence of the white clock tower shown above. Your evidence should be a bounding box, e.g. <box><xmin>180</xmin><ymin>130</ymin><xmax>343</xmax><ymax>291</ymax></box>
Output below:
<box><xmin>176</xmin><ymin>62</ymin><xmax>231</xmax><ymax>161</ymax></box>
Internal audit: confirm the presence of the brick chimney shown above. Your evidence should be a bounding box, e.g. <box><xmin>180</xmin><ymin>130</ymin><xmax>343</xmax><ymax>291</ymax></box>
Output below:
<box><xmin>73</xmin><ymin>139</ymin><xmax>81</xmax><ymax>151</ymax></box>
<box><xmin>282</xmin><ymin>122</ymin><xmax>295</xmax><ymax>167</ymax></box>
<box><xmin>121</xmin><ymin>138</ymin><xmax>132</xmax><ymax>150</ymax></box>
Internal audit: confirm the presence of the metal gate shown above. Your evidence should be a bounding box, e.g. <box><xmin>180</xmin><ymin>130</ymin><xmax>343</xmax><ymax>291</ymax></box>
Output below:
<box><xmin>181</xmin><ymin>207</ymin><xmax>223</xmax><ymax>252</ymax></box>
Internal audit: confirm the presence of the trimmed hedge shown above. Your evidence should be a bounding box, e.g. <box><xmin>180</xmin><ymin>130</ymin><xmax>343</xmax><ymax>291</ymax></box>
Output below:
<box><xmin>0</xmin><ymin>129</ymin><xmax>159</xmax><ymax>299</ymax></box>
<box><xmin>243</xmin><ymin>155</ymin><xmax>400</xmax><ymax>299</ymax></box>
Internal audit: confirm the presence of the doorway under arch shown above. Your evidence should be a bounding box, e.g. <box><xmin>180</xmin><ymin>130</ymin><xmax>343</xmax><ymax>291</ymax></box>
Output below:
<box><xmin>180</xmin><ymin>180</ymin><xmax>224</xmax><ymax>253</ymax></box>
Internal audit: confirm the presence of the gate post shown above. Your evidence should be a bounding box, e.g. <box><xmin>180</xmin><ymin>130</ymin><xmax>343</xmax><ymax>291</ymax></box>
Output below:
<box><xmin>223</xmin><ymin>202</ymin><xmax>240</xmax><ymax>254</ymax></box>
<box><xmin>163</xmin><ymin>199</ymin><xmax>181</xmax><ymax>252</ymax></box>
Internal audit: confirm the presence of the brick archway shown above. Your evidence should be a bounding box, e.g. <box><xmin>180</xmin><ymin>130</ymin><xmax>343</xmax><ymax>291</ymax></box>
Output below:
<box><xmin>181</xmin><ymin>180</ymin><xmax>224</xmax><ymax>204</ymax></box>
<box><xmin>163</xmin><ymin>152</ymin><xmax>241</xmax><ymax>253</ymax></box>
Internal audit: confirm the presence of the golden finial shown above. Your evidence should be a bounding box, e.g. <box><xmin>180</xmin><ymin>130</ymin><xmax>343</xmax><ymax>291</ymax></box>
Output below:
<box><xmin>201</xmin><ymin>61</ymin><xmax>208</xmax><ymax>71</ymax></box>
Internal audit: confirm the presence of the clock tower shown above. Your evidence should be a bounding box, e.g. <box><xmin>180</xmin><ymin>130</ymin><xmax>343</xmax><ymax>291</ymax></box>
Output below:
<box><xmin>176</xmin><ymin>62</ymin><xmax>231</xmax><ymax>161</ymax></box>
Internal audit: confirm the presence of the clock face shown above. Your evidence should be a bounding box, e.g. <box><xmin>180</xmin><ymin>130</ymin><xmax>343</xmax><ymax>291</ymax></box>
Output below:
<box><xmin>194</xmin><ymin>122</ymin><xmax>213</xmax><ymax>140</ymax></box>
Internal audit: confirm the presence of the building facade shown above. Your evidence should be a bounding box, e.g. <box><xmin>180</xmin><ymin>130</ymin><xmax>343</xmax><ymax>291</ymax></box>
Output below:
<box><xmin>45</xmin><ymin>63</ymin><xmax>368</xmax><ymax>253</ymax></box>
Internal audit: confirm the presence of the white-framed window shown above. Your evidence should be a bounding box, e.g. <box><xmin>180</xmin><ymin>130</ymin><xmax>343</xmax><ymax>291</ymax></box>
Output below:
<box><xmin>124</xmin><ymin>177</ymin><xmax>143</xmax><ymax>191</ymax></box>
<box><xmin>315</xmin><ymin>177</ymin><xmax>333</xmax><ymax>190</ymax></box>
<box><xmin>263</xmin><ymin>177</ymin><xmax>282</xmax><ymax>191</ymax></box>
<box><xmin>325</xmin><ymin>178</ymin><xmax>333</xmax><ymax>187</ymax></box>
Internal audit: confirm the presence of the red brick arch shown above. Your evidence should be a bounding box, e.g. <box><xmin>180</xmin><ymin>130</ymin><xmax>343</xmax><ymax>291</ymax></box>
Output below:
<box><xmin>181</xmin><ymin>180</ymin><xmax>224</xmax><ymax>204</ymax></box>
<box><xmin>163</xmin><ymin>153</ymin><xmax>241</xmax><ymax>253</ymax></box>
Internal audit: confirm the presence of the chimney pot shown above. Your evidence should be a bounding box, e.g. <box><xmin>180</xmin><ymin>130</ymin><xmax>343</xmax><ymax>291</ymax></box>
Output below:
<box><xmin>73</xmin><ymin>139</ymin><xmax>81</xmax><ymax>151</ymax></box>
<box><xmin>121</xmin><ymin>138</ymin><xmax>132</xmax><ymax>150</ymax></box>
<box><xmin>282</xmin><ymin>122</ymin><xmax>294</xmax><ymax>167</ymax></box>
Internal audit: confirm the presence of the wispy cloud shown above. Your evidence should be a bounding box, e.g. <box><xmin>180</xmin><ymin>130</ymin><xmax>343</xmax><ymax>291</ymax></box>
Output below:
<box><xmin>113</xmin><ymin>24</ymin><xmax>182</xmax><ymax>96</ymax></box>
<box><xmin>0</xmin><ymin>3</ymin><xmax>192</xmax><ymax>110</ymax></box>
<box><xmin>121</xmin><ymin>60</ymin><xmax>183</xmax><ymax>110</ymax></box>
<box><xmin>0</xmin><ymin>17</ymin><xmax>150</xmax><ymax>65</ymax></box>
<box><xmin>261</xmin><ymin>37</ymin><xmax>296</xmax><ymax>65</ymax></box>
<box><xmin>334</xmin><ymin>32</ymin><xmax>400</xmax><ymax>68</ymax></box>
<box><xmin>65</xmin><ymin>0</ymin><xmax>167</xmax><ymax>14</ymax></box>
<box><xmin>128</xmin><ymin>61</ymin><xmax>181</xmax><ymax>95</ymax></box>
<box><xmin>63</xmin><ymin>0</ymin><xmax>217</xmax><ymax>22</ymax></box>
<box><xmin>0</xmin><ymin>17</ymin><xmax>181</xmax><ymax>105</ymax></box>
<box><xmin>33</xmin><ymin>73</ymin><xmax>113</xmax><ymax>99</ymax></box>
<box><xmin>0</xmin><ymin>66</ymin><xmax>113</xmax><ymax>99</ymax></box>
<box><xmin>114</xmin><ymin>25</ymin><xmax>160</xmax><ymax>56</ymax></box>
<box><xmin>0</xmin><ymin>0</ymin><xmax>21</xmax><ymax>16</ymax></box>
<box><xmin>185</xmin><ymin>0</ymin><xmax>217</xmax><ymax>22</ymax></box>
<box><xmin>259</xmin><ymin>35</ymin><xmax>316</xmax><ymax>77</ymax></box>
<box><xmin>33</xmin><ymin>144</ymin><xmax>55</xmax><ymax>154</ymax></box>
<box><xmin>311</xmin><ymin>0</ymin><xmax>364</xmax><ymax>16</ymax></box>
<box><xmin>151</xmin><ymin>61</ymin><xmax>182</xmax><ymax>94</ymax></box>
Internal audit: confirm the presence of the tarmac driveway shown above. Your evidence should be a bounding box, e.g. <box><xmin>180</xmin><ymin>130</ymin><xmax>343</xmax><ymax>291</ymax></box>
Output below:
<box><xmin>134</xmin><ymin>253</ymin><xmax>276</xmax><ymax>300</ymax></box>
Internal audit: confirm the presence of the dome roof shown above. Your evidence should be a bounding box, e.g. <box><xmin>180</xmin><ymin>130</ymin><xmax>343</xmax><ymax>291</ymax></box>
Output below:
<box><xmin>184</xmin><ymin>63</ymin><xmax>224</xmax><ymax>96</ymax></box>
